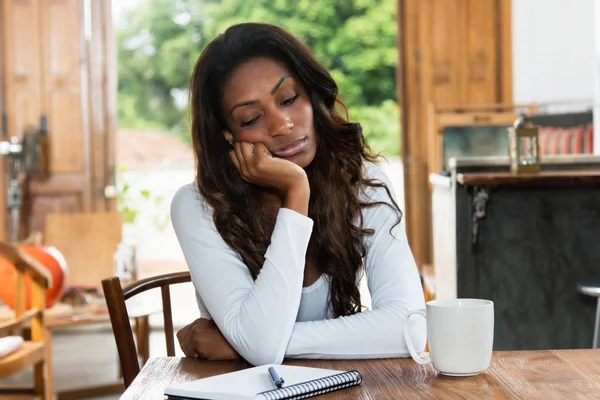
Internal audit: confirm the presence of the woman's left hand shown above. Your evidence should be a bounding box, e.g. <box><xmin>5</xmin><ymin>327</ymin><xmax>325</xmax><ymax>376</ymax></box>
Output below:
<box><xmin>176</xmin><ymin>318</ymin><xmax>240</xmax><ymax>360</ymax></box>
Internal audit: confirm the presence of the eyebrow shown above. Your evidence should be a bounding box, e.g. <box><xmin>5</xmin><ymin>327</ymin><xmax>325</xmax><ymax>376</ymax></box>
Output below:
<box><xmin>271</xmin><ymin>75</ymin><xmax>290</xmax><ymax>95</ymax></box>
<box><xmin>230</xmin><ymin>75</ymin><xmax>292</xmax><ymax>113</ymax></box>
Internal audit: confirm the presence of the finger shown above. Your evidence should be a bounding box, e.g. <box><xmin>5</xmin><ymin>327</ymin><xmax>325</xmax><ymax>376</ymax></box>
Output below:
<box><xmin>177</xmin><ymin>320</ymin><xmax>200</xmax><ymax>357</ymax></box>
<box><xmin>240</xmin><ymin>142</ymin><xmax>255</xmax><ymax>170</ymax></box>
<box><xmin>176</xmin><ymin>325</ymin><xmax>191</xmax><ymax>346</ymax></box>
<box><xmin>185</xmin><ymin>319</ymin><xmax>212</xmax><ymax>357</ymax></box>
<box><xmin>190</xmin><ymin>335</ymin><xmax>210</xmax><ymax>359</ymax></box>
<box><xmin>234</xmin><ymin>142</ymin><xmax>249</xmax><ymax>175</ymax></box>
<box><xmin>229</xmin><ymin>150</ymin><xmax>241</xmax><ymax>173</ymax></box>
<box><xmin>181</xmin><ymin>340</ymin><xmax>196</xmax><ymax>357</ymax></box>
<box><xmin>253</xmin><ymin>142</ymin><xmax>272</xmax><ymax>166</ymax></box>
<box><xmin>175</xmin><ymin>326</ymin><xmax>186</xmax><ymax>341</ymax></box>
<box><xmin>179</xmin><ymin>331</ymin><xmax>196</xmax><ymax>357</ymax></box>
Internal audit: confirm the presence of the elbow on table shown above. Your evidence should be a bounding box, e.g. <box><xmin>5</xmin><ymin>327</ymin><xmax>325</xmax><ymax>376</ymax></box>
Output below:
<box><xmin>223</xmin><ymin>318</ymin><xmax>291</xmax><ymax>366</ymax></box>
<box><xmin>239</xmin><ymin>344</ymin><xmax>286</xmax><ymax>367</ymax></box>
<box><xmin>227</xmin><ymin>328</ymin><xmax>286</xmax><ymax>366</ymax></box>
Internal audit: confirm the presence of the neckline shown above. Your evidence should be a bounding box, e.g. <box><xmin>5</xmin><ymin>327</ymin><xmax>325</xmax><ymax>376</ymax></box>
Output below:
<box><xmin>302</xmin><ymin>274</ymin><xmax>327</xmax><ymax>294</ymax></box>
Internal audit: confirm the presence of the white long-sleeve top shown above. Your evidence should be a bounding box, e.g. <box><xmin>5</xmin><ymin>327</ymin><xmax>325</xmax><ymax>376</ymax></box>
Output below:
<box><xmin>170</xmin><ymin>162</ymin><xmax>427</xmax><ymax>366</ymax></box>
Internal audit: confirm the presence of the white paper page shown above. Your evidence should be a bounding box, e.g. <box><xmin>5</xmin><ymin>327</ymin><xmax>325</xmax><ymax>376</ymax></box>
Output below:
<box><xmin>164</xmin><ymin>364</ymin><xmax>349</xmax><ymax>400</ymax></box>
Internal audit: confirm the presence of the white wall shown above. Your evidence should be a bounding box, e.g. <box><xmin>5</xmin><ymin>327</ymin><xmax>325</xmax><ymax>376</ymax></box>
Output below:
<box><xmin>512</xmin><ymin>0</ymin><xmax>595</xmax><ymax>108</ymax></box>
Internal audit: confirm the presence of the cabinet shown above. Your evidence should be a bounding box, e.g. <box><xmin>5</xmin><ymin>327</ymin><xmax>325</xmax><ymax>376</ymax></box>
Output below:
<box><xmin>431</xmin><ymin>155</ymin><xmax>600</xmax><ymax>350</ymax></box>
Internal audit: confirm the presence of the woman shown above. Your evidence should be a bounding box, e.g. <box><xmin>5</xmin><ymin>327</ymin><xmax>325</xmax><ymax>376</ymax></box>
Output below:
<box><xmin>171</xmin><ymin>22</ymin><xmax>426</xmax><ymax>366</ymax></box>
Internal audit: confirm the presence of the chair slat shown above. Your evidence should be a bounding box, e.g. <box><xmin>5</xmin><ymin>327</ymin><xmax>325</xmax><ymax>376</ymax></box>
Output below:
<box><xmin>123</xmin><ymin>271</ymin><xmax>190</xmax><ymax>300</ymax></box>
<box><xmin>0</xmin><ymin>309</ymin><xmax>41</xmax><ymax>337</ymax></box>
<box><xmin>161</xmin><ymin>285</ymin><xmax>175</xmax><ymax>356</ymax></box>
<box><xmin>102</xmin><ymin>271</ymin><xmax>192</xmax><ymax>388</ymax></box>
<box><xmin>102</xmin><ymin>277</ymin><xmax>140</xmax><ymax>388</ymax></box>
<box><xmin>15</xmin><ymin>272</ymin><xmax>25</xmax><ymax>318</ymax></box>
<box><xmin>29</xmin><ymin>284</ymin><xmax>45</xmax><ymax>342</ymax></box>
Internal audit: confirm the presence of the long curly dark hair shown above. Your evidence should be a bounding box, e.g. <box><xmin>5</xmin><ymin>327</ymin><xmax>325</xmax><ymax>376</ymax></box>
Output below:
<box><xmin>189</xmin><ymin>23</ymin><xmax>401</xmax><ymax>318</ymax></box>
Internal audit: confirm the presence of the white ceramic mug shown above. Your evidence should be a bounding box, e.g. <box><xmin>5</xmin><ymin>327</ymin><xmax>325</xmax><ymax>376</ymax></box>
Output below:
<box><xmin>403</xmin><ymin>298</ymin><xmax>494</xmax><ymax>376</ymax></box>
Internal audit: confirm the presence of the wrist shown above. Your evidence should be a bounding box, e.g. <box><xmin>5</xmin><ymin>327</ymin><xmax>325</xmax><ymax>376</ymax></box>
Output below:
<box><xmin>282</xmin><ymin>181</ymin><xmax>310</xmax><ymax>216</ymax></box>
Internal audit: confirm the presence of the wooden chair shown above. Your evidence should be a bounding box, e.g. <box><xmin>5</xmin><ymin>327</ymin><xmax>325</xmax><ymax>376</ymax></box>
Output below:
<box><xmin>0</xmin><ymin>242</ymin><xmax>54</xmax><ymax>400</ymax></box>
<box><xmin>101</xmin><ymin>271</ymin><xmax>191</xmax><ymax>388</ymax></box>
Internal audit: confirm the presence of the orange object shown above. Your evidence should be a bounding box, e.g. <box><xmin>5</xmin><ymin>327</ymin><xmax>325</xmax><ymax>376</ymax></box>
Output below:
<box><xmin>0</xmin><ymin>245</ymin><xmax>67</xmax><ymax>309</ymax></box>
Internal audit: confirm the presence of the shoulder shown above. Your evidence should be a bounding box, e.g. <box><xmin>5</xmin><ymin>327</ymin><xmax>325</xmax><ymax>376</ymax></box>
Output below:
<box><xmin>170</xmin><ymin>182</ymin><xmax>234</xmax><ymax>252</ymax></box>
<box><xmin>170</xmin><ymin>182</ymin><xmax>214</xmax><ymax>226</ymax></box>
<box><xmin>360</xmin><ymin>161</ymin><xmax>398</xmax><ymax>203</ymax></box>
<box><xmin>363</xmin><ymin>161</ymin><xmax>394</xmax><ymax>186</ymax></box>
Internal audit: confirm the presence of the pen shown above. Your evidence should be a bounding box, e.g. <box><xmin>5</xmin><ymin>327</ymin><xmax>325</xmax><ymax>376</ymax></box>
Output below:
<box><xmin>268</xmin><ymin>366</ymin><xmax>284</xmax><ymax>389</ymax></box>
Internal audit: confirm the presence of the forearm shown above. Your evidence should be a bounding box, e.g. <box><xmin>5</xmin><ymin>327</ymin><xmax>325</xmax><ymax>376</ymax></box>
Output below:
<box><xmin>193</xmin><ymin>209</ymin><xmax>312</xmax><ymax>365</ymax></box>
<box><xmin>283</xmin><ymin>163</ymin><xmax>427</xmax><ymax>360</ymax></box>
<box><xmin>285</xmin><ymin>303</ymin><xmax>427</xmax><ymax>359</ymax></box>
<box><xmin>171</xmin><ymin>185</ymin><xmax>314</xmax><ymax>366</ymax></box>
<box><xmin>220</xmin><ymin>255</ymin><xmax>304</xmax><ymax>364</ymax></box>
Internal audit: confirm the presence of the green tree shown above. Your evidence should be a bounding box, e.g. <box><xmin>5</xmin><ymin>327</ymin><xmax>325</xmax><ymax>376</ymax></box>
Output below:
<box><xmin>116</xmin><ymin>0</ymin><xmax>400</xmax><ymax>154</ymax></box>
<box><xmin>117</xmin><ymin>0</ymin><xmax>209</xmax><ymax>136</ymax></box>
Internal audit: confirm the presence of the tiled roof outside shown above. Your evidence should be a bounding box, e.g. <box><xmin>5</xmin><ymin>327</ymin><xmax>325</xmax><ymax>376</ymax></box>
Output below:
<box><xmin>117</xmin><ymin>129</ymin><xmax>194</xmax><ymax>169</ymax></box>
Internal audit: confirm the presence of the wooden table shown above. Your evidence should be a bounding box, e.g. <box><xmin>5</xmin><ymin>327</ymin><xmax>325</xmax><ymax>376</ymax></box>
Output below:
<box><xmin>121</xmin><ymin>349</ymin><xmax>600</xmax><ymax>399</ymax></box>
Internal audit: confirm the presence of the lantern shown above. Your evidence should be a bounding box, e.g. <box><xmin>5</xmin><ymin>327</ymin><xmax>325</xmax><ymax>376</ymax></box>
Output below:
<box><xmin>508</xmin><ymin>114</ymin><xmax>541</xmax><ymax>173</ymax></box>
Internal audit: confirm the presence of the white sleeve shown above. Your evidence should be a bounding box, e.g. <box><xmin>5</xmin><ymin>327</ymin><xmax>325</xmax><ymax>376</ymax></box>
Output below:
<box><xmin>285</xmin><ymin>165</ymin><xmax>427</xmax><ymax>359</ymax></box>
<box><xmin>170</xmin><ymin>184</ymin><xmax>313</xmax><ymax>366</ymax></box>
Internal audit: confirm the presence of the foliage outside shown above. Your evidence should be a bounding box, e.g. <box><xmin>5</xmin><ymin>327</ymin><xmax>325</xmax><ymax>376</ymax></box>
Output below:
<box><xmin>117</xmin><ymin>0</ymin><xmax>401</xmax><ymax>155</ymax></box>
<box><xmin>116</xmin><ymin>166</ymin><xmax>171</xmax><ymax>231</ymax></box>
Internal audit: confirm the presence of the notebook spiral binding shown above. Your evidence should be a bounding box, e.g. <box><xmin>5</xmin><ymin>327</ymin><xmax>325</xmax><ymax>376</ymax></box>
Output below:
<box><xmin>258</xmin><ymin>370</ymin><xmax>362</xmax><ymax>400</ymax></box>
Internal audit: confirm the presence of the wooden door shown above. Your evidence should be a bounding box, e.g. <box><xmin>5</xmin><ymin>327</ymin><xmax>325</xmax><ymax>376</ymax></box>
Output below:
<box><xmin>0</xmin><ymin>0</ymin><xmax>116</xmax><ymax>241</ymax></box>
<box><xmin>397</xmin><ymin>0</ymin><xmax>513</xmax><ymax>271</ymax></box>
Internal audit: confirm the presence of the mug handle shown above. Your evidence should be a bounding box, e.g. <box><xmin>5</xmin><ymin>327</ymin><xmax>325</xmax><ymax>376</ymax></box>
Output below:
<box><xmin>403</xmin><ymin>309</ymin><xmax>431</xmax><ymax>365</ymax></box>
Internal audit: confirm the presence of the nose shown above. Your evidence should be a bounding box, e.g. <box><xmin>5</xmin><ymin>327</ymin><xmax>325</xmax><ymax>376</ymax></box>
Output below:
<box><xmin>268</xmin><ymin>111</ymin><xmax>293</xmax><ymax>137</ymax></box>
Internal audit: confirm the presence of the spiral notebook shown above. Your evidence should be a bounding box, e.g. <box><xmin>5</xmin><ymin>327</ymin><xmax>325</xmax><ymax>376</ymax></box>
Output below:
<box><xmin>164</xmin><ymin>364</ymin><xmax>362</xmax><ymax>400</ymax></box>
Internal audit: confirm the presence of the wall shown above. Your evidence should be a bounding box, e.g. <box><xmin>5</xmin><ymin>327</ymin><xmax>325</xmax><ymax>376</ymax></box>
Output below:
<box><xmin>512</xmin><ymin>0</ymin><xmax>595</xmax><ymax>108</ymax></box>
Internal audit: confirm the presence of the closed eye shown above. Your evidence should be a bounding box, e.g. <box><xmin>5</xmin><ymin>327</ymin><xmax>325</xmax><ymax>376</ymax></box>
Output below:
<box><xmin>281</xmin><ymin>94</ymin><xmax>299</xmax><ymax>106</ymax></box>
<box><xmin>240</xmin><ymin>115</ymin><xmax>260</xmax><ymax>127</ymax></box>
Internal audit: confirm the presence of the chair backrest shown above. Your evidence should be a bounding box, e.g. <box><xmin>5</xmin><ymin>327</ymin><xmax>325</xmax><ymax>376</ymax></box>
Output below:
<box><xmin>102</xmin><ymin>271</ymin><xmax>191</xmax><ymax>388</ymax></box>
<box><xmin>44</xmin><ymin>212</ymin><xmax>123</xmax><ymax>290</ymax></box>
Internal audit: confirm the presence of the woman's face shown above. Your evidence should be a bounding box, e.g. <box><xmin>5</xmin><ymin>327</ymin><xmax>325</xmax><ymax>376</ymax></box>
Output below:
<box><xmin>221</xmin><ymin>57</ymin><xmax>317</xmax><ymax>169</ymax></box>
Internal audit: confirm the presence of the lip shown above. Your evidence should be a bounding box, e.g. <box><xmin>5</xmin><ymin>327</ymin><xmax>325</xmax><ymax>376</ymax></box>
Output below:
<box><xmin>272</xmin><ymin>137</ymin><xmax>308</xmax><ymax>157</ymax></box>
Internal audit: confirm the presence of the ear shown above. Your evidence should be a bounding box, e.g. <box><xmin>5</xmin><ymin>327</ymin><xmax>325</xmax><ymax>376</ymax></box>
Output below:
<box><xmin>222</xmin><ymin>130</ymin><xmax>234</xmax><ymax>144</ymax></box>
